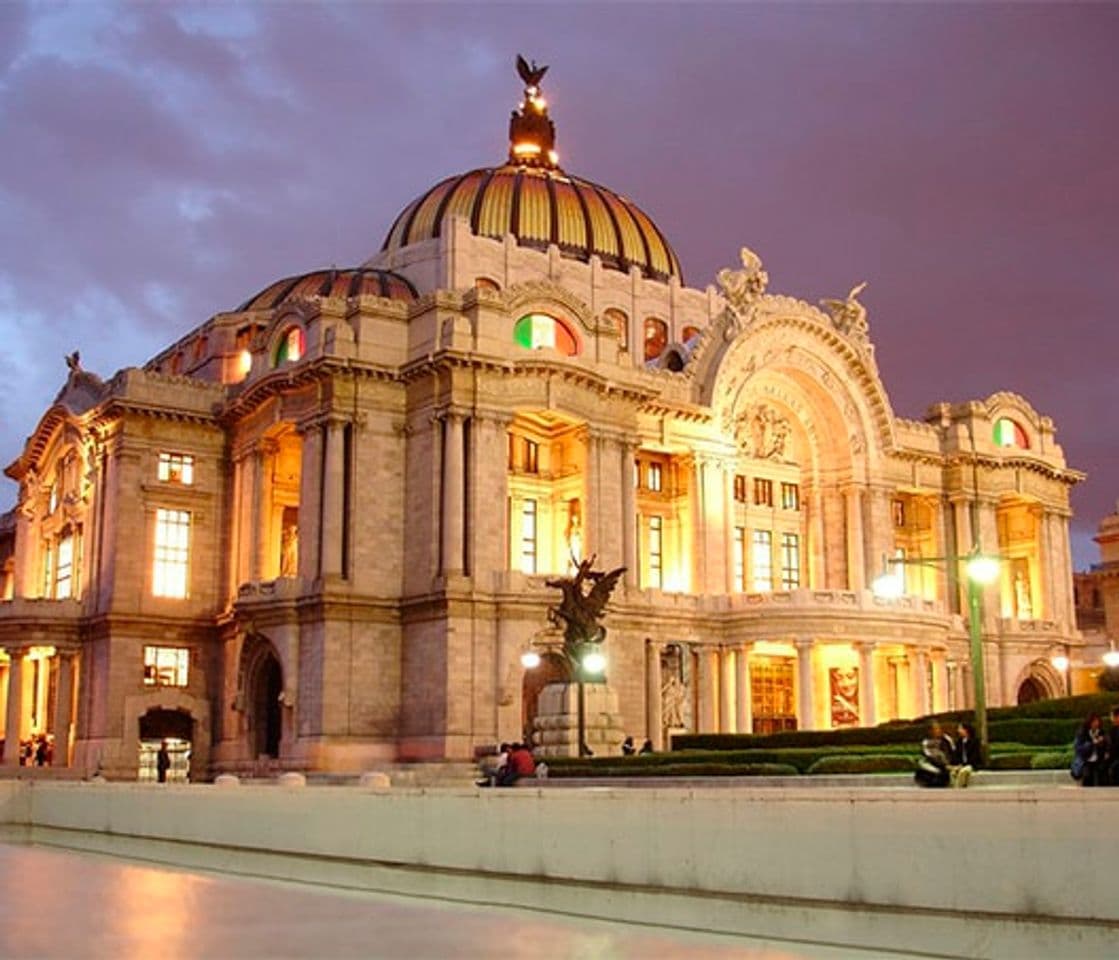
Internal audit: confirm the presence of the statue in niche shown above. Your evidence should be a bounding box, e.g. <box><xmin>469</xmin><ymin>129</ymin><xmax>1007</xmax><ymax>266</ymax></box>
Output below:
<box><xmin>661</xmin><ymin>674</ymin><xmax>688</xmax><ymax>729</ymax></box>
<box><xmin>735</xmin><ymin>404</ymin><xmax>793</xmax><ymax>461</ymax></box>
<box><xmin>718</xmin><ymin>247</ymin><xmax>769</xmax><ymax>326</ymax></box>
<box><xmin>280</xmin><ymin>517</ymin><xmax>299</xmax><ymax>577</ymax></box>
<box><xmin>565</xmin><ymin>499</ymin><xmax>583</xmax><ymax>571</ymax></box>
<box><xmin>1014</xmin><ymin>565</ymin><xmax>1033</xmax><ymax>620</ymax></box>
<box><xmin>820</xmin><ymin>281</ymin><xmax>869</xmax><ymax>342</ymax></box>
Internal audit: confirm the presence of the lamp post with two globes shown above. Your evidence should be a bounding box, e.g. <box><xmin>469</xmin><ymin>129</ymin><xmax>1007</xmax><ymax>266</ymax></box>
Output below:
<box><xmin>872</xmin><ymin>548</ymin><xmax>1000</xmax><ymax>765</ymax></box>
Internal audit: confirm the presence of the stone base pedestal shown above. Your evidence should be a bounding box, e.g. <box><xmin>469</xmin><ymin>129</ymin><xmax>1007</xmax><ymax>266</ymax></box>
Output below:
<box><xmin>532</xmin><ymin>682</ymin><xmax>625</xmax><ymax>758</ymax></box>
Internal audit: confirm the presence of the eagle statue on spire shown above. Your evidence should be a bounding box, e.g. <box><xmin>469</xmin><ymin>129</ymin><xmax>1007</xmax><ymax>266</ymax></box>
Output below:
<box><xmin>516</xmin><ymin>55</ymin><xmax>548</xmax><ymax>89</ymax></box>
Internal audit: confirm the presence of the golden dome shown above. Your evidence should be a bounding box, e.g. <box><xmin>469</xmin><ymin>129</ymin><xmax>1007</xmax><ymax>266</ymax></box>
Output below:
<box><xmin>237</xmin><ymin>267</ymin><xmax>417</xmax><ymax>311</ymax></box>
<box><xmin>380</xmin><ymin>58</ymin><xmax>682</xmax><ymax>284</ymax></box>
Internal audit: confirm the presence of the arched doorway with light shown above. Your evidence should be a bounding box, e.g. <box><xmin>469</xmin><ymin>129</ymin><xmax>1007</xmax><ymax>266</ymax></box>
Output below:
<box><xmin>249</xmin><ymin>648</ymin><xmax>284</xmax><ymax>759</ymax></box>
<box><xmin>522</xmin><ymin>651</ymin><xmax>570</xmax><ymax>744</ymax></box>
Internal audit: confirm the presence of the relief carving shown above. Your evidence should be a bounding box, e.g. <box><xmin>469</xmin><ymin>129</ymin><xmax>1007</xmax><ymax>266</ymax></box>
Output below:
<box><xmin>735</xmin><ymin>403</ymin><xmax>793</xmax><ymax>461</ymax></box>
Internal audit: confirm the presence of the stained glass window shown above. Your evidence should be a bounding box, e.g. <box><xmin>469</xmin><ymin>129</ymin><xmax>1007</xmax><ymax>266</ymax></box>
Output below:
<box><xmin>274</xmin><ymin>326</ymin><xmax>305</xmax><ymax>366</ymax></box>
<box><xmin>513</xmin><ymin>313</ymin><xmax>578</xmax><ymax>356</ymax></box>
<box><xmin>993</xmin><ymin>418</ymin><xmax>1029</xmax><ymax>449</ymax></box>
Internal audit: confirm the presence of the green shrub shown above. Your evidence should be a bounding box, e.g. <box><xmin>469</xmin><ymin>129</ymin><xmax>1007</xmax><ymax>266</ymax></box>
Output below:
<box><xmin>988</xmin><ymin>718</ymin><xmax>1078</xmax><ymax>746</ymax></box>
<box><xmin>805</xmin><ymin>754</ymin><xmax>914</xmax><ymax>775</ymax></box>
<box><xmin>548</xmin><ymin>762</ymin><xmax>798</xmax><ymax>778</ymax></box>
<box><xmin>1030</xmin><ymin>749</ymin><xmax>1073</xmax><ymax>770</ymax></box>
<box><xmin>986</xmin><ymin>752</ymin><xmax>1034</xmax><ymax>770</ymax></box>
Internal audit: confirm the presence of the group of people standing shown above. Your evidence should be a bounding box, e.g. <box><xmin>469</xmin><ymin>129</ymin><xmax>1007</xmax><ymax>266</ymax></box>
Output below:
<box><xmin>915</xmin><ymin>722</ymin><xmax>980</xmax><ymax>788</ymax></box>
<box><xmin>1072</xmin><ymin>707</ymin><xmax>1119</xmax><ymax>787</ymax></box>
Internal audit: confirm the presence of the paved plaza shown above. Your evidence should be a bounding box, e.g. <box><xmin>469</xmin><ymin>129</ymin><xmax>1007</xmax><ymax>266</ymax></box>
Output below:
<box><xmin>0</xmin><ymin>844</ymin><xmax>918</xmax><ymax>959</ymax></box>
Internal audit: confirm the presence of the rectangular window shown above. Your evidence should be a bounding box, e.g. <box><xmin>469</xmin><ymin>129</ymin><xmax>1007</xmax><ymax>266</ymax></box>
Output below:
<box><xmin>733</xmin><ymin>527</ymin><xmax>746</xmax><ymax>591</ymax></box>
<box><xmin>751</xmin><ymin>530</ymin><xmax>773</xmax><ymax>592</ymax></box>
<box><xmin>734</xmin><ymin>474</ymin><xmax>747</xmax><ymax>503</ymax></box>
<box><xmin>647</xmin><ymin>462</ymin><xmax>663</xmax><ymax>492</ymax></box>
<box><xmin>523</xmin><ymin>439</ymin><xmax>539</xmax><ymax>474</ymax></box>
<box><xmin>754</xmin><ymin>478</ymin><xmax>773</xmax><ymax>507</ymax></box>
<box><xmin>889</xmin><ymin>546</ymin><xmax>907</xmax><ymax>594</ymax></box>
<box><xmin>158</xmin><ymin>452</ymin><xmax>194</xmax><ymax>485</ymax></box>
<box><xmin>648</xmin><ymin>516</ymin><xmax>664</xmax><ymax>588</ymax></box>
<box><xmin>520</xmin><ymin>499</ymin><xmax>537</xmax><ymax>574</ymax></box>
<box><xmin>780</xmin><ymin>532</ymin><xmax>800</xmax><ymax>589</ymax></box>
<box><xmin>55</xmin><ymin>533</ymin><xmax>74</xmax><ymax>600</ymax></box>
<box><xmin>781</xmin><ymin>482</ymin><xmax>800</xmax><ymax>511</ymax></box>
<box><xmin>507</xmin><ymin>433</ymin><xmax>516</xmax><ymax>470</ymax></box>
<box><xmin>42</xmin><ymin>543</ymin><xmax>53</xmax><ymax>597</ymax></box>
<box><xmin>143</xmin><ymin>646</ymin><xmax>189</xmax><ymax>687</ymax></box>
<box><xmin>153</xmin><ymin>508</ymin><xmax>191</xmax><ymax>598</ymax></box>
<box><xmin>48</xmin><ymin>481</ymin><xmax>59</xmax><ymax>515</ymax></box>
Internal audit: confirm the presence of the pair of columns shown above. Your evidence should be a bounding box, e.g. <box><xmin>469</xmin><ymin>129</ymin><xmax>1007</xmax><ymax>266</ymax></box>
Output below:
<box><xmin>2</xmin><ymin>650</ymin><xmax>75</xmax><ymax>767</ymax></box>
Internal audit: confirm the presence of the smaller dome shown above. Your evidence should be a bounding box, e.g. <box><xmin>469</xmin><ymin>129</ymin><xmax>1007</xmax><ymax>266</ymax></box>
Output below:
<box><xmin>238</xmin><ymin>267</ymin><xmax>417</xmax><ymax>312</ymax></box>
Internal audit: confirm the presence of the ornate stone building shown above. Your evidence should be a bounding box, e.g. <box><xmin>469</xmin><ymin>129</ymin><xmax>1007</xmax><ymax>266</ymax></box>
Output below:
<box><xmin>0</xmin><ymin>64</ymin><xmax>1085</xmax><ymax>778</ymax></box>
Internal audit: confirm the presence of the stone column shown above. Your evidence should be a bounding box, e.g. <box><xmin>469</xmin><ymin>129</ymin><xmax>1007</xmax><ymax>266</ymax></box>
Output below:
<box><xmin>1055</xmin><ymin>513</ymin><xmax>1077</xmax><ymax>629</ymax></box>
<box><xmin>255</xmin><ymin>439</ymin><xmax>277</xmax><ymax>580</ymax></box>
<box><xmin>722</xmin><ymin>461</ymin><xmax>736</xmax><ymax>594</ymax></box>
<box><xmin>795</xmin><ymin>638</ymin><xmax>815</xmax><ymax>731</ymax></box>
<box><xmin>696</xmin><ymin>648</ymin><xmax>717</xmax><ymax>733</ymax></box>
<box><xmin>703</xmin><ymin>459</ymin><xmax>728</xmax><ymax>595</ymax></box>
<box><xmin>227</xmin><ymin>454</ymin><xmax>244</xmax><ymax>598</ymax></box>
<box><xmin>50</xmin><ymin>654</ymin><xmax>74</xmax><ymax>767</ymax></box>
<box><xmin>438</xmin><ymin>412</ymin><xmax>466</xmax><ymax>577</ymax></box>
<box><xmin>844</xmin><ymin>486</ymin><xmax>865</xmax><ymax>591</ymax></box>
<box><xmin>806</xmin><ymin>484</ymin><xmax>825</xmax><ymax>589</ymax></box>
<box><xmin>321</xmin><ymin>419</ymin><xmax>346</xmax><ymax>577</ymax></box>
<box><xmin>246</xmin><ymin>445</ymin><xmax>265</xmax><ymax>582</ymax></box>
<box><xmin>735</xmin><ymin>642</ymin><xmax>754</xmax><ymax>734</ymax></box>
<box><xmin>583</xmin><ymin>429</ymin><xmax>601</xmax><ymax>562</ymax></box>
<box><xmin>719</xmin><ymin>647</ymin><xmax>735</xmax><ymax>734</ymax></box>
<box><xmin>621</xmin><ymin>443</ymin><xmax>637</xmax><ymax>587</ymax></box>
<box><xmin>3</xmin><ymin>651</ymin><xmax>24</xmax><ymax>765</ymax></box>
<box><xmin>692</xmin><ymin>458</ymin><xmax>708</xmax><ymax>593</ymax></box>
<box><xmin>297</xmin><ymin>424</ymin><xmax>323</xmax><ymax>581</ymax></box>
<box><xmin>911</xmin><ymin>647</ymin><xmax>930</xmax><ymax>718</ymax></box>
<box><xmin>866</xmin><ymin>486</ymin><xmax>894</xmax><ymax>588</ymax></box>
<box><xmin>932</xmin><ymin>652</ymin><xmax>949</xmax><ymax>713</ymax></box>
<box><xmin>645</xmin><ymin>640</ymin><xmax>663</xmax><ymax>749</ymax></box>
<box><xmin>857</xmin><ymin>641</ymin><xmax>877</xmax><ymax>726</ymax></box>
<box><xmin>469</xmin><ymin>414</ymin><xmax>510</xmax><ymax>577</ymax></box>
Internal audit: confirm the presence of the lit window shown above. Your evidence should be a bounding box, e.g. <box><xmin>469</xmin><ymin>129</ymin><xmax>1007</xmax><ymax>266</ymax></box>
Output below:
<box><xmin>143</xmin><ymin>646</ymin><xmax>189</xmax><ymax>687</ymax></box>
<box><xmin>524</xmin><ymin>439</ymin><xmax>539</xmax><ymax>474</ymax></box>
<box><xmin>42</xmin><ymin>543</ymin><xmax>53</xmax><ymax>597</ymax></box>
<box><xmin>274</xmin><ymin>326</ymin><xmax>305</xmax><ymax>365</ymax></box>
<box><xmin>48</xmin><ymin>481</ymin><xmax>59</xmax><ymax>515</ymax></box>
<box><xmin>647</xmin><ymin>463</ymin><xmax>663</xmax><ymax>492</ymax></box>
<box><xmin>153</xmin><ymin>509</ymin><xmax>190</xmax><ymax>598</ymax></box>
<box><xmin>55</xmin><ymin>532</ymin><xmax>74</xmax><ymax>600</ymax></box>
<box><xmin>734</xmin><ymin>475</ymin><xmax>747</xmax><ymax>503</ymax></box>
<box><xmin>781</xmin><ymin>483</ymin><xmax>800</xmax><ymax>511</ymax></box>
<box><xmin>681</xmin><ymin>325</ymin><xmax>700</xmax><ymax>342</ymax></box>
<box><xmin>780</xmin><ymin>533</ymin><xmax>800</xmax><ymax>589</ymax></box>
<box><xmin>752</xmin><ymin>530</ymin><xmax>773</xmax><ymax>592</ymax></box>
<box><xmin>993</xmin><ymin>418</ymin><xmax>1029</xmax><ymax>449</ymax></box>
<box><xmin>158</xmin><ymin>452</ymin><xmax>194</xmax><ymax>485</ymax></box>
<box><xmin>754</xmin><ymin>478</ymin><xmax>773</xmax><ymax>507</ymax></box>
<box><xmin>648</xmin><ymin>516</ymin><xmax>664</xmax><ymax>589</ymax></box>
<box><xmin>643</xmin><ymin>318</ymin><xmax>668</xmax><ymax>362</ymax></box>
<box><xmin>734</xmin><ymin>527</ymin><xmax>746</xmax><ymax>591</ymax></box>
<box><xmin>520</xmin><ymin>500</ymin><xmax>537</xmax><ymax>574</ymax></box>
<box><xmin>513</xmin><ymin>313</ymin><xmax>579</xmax><ymax>356</ymax></box>
<box><xmin>889</xmin><ymin>547</ymin><xmax>907</xmax><ymax>594</ymax></box>
<box><xmin>603</xmin><ymin>308</ymin><xmax>628</xmax><ymax>347</ymax></box>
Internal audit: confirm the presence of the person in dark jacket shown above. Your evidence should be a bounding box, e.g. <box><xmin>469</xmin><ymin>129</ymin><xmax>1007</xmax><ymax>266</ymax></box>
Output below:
<box><xmin>156</xmin><ymin>740</ymin><xmax>171</xmax><ymax>783</ymax></box>
<box><xmin>1108</xmin><ymin>706</ymin><xmax>1119</xmax><ymax>787</ymax></box>
<box><xmin>915</xmin><ymin>722</ymin><xmax>953</xmax><ymax>788</ymax></box>
<box><xmin>1072</xmin><ymin>714</ymin><xmax>1107</xmax><ymax>787</ymax></box>
<box><xmin>949</xmin><ymin>722</ymin><xmax>980</xmax><ymax>788</ymax></box>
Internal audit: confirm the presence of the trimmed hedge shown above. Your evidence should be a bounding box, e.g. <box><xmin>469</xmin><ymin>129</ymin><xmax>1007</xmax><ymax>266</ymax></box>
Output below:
<box><xmin>548</xmin><ymin>762</ymin><xmax>798</xmax><ymax>779</ymax></box>
<box><xmin>1030</xmin><ymin>749</ymin><xmax>1073</xmax><ymax>770</ymax></box>
<box><xmin>805</xmin><ymin>754</ymin><xmax>914</xmax><ymax>775</ymax></box>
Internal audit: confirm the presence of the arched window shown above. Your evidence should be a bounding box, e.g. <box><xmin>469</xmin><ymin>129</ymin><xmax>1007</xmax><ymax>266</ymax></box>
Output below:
<box><xmin>513</xmin><ymin>313</ymin><xmax>579</xmax><ymax>356</ymax></box>
<box><xmin>644</xmin><ymin>318</ymin><xmax>668</xmax><ymax>362</ymax></box>
<box><xmin>274</xmin><ymin>326</ymin><xmax>305</xmax><ymax>366</ymax></box>
<box><xmin>993</xmin><ymin>417</ymin><xmax>1029</xmax><ymax>449</ymax></box>
<box><xmin>681</xmin><ymin>325</ymin><xmax>700</xmax><ymax>343</ymax></box>
<box><xmin>474</xmin><ymin>277</ymin><xmax>501</xmax><ymax>292</ymax></box>
<box><xmin>603</xmin><ymin>308</ymin><xmax>628</xmax><ymax>348</ymax></box>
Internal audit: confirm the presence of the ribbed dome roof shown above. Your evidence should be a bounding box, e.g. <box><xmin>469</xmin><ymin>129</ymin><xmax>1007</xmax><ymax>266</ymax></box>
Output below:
<box><xmin>381</xmin><ymin>166</ymin><xmax>682</xmax><ymax>283</ymax></box>
<box><xmin>380</xmin><ymin>58</ymin><xmax>682</xmax><ymax>284</ymax></box>
<box><xmin>237</xmin><ymin>267</ymin><xmax>417</xmax><ymax>312</ymax></box>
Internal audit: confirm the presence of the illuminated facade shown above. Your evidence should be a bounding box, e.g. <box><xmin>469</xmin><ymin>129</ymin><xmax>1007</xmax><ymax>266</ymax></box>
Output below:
<box><xmin>0</xmin><ymin>64</ymin><xmax>1085</xmax><ymax>777</ymax></box>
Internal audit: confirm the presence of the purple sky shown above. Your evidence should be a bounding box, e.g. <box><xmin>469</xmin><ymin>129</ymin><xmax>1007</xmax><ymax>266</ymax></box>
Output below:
<box><xmin>1</xmin><ymin>2</ymin><xmax>1116</xmax><ymax>567</ymax></box>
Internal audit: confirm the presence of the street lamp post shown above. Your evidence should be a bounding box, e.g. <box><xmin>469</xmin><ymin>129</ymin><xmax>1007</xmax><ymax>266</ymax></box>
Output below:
<box><xmin>873</xmin><ymin>548</ymin><xmax>999</xmax><ymax>765</ymax></box>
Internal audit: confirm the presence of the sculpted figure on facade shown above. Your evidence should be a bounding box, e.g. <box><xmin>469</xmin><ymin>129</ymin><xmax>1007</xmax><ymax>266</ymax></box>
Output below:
<box><xmin>545</xmin><ymin>555</ymin><xmax>625</xmax><ymax>649</ymax></box>
<box><xmin>820</xmin><ymin>281</ymin><xmax>869</xmax><ymax>342</ymax></box>
<box><xmin>735</xmin><ymin>403</ymin><xmax>793</xmax><ymax>461</ymax></box>
<box><xmin>661</xmin><ymin>673</ymin><xmax>688</xmax><ymax>729</ymax></box>
<box><xmin>718</xmin><ymin>247</ymin><xmax>769</xmax><ymax>331</ymax></box>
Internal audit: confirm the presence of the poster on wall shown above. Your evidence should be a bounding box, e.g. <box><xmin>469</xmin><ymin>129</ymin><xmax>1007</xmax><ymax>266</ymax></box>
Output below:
<box><xmin>829</xmin><ymin>666</ymin><xmax>860</xmax><ymax>728</ymax></box>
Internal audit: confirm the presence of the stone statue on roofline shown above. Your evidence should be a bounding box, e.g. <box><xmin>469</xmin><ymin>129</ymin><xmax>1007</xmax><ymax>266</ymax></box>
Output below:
<box><xmin>820</xmin><ymin>281</ymin><xmax>870</xmax><ymax>342</ymax></box>
<box><xmin>718</xmin><ymin>247</ymin><xmax>769</xmax><ymax>334</ymax></box>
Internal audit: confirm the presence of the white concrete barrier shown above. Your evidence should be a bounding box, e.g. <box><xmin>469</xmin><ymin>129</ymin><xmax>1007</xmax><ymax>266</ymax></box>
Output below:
<box><xmin>1</xmin><ymin>782</ymin><xmax>1116</xmax><ymax>958</ymax></box>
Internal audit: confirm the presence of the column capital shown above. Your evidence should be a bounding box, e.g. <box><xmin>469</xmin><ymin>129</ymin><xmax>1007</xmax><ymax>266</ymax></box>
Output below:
<box><xmin>854</xmin><ymin>639</ymin><xmax>877</xmax><ymax>654</ymax></box>
<box><xmin>793</xmin><ymin>637</ymin><xmax>814</xmax><ymax>652</ymax></box>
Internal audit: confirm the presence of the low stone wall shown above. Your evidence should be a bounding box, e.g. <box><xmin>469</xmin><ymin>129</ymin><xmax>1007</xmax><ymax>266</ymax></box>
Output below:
<box><xmin>0</xmin><ymin>781</ymin><xmax>1115</xmax><ymax>958</ymax></box>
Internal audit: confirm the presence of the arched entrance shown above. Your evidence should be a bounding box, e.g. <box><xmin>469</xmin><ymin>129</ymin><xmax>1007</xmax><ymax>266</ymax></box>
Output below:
<box><xmin>251</xmin><ymin>651</ymin><xmax>283</xmax><ymax>758</ymax></box>
<box><xmin>1017</xmin><ymin>676</ymin><xmax>1047</xmax><ymax>705</ymax></box>
<box><xmin>522</xmin><ymin>652</ymin><xmax>570</xmax><ymax>742</ymax></box>
<box><xmin>138</xmin><ymin>708</ymin><xmax>193</xmax><ymax>782</ymax></box>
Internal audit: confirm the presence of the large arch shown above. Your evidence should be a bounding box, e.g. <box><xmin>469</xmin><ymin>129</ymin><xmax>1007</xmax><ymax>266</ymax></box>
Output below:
<box><xmin>1013</xmin><ymin>659</ymin><xmax>1064</xmax><ymax>704</ymax></box>
<box><xmin>522</xmin><ymin>652</ymin><xmax>570</xmax><ymax>742</ymax></box>
<box><xmin>238</xmin><ymin>633</ymin><xmax>288</xmax><ymax>760</ymax></box>
<box><xmin>123</xmin><ymin>689</ymin><xmax>210</xmax><ymax>781</ymax></box>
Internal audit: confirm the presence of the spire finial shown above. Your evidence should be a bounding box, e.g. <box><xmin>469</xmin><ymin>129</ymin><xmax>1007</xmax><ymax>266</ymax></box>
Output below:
<box><xmin>509</xmin><ymin>55</ymin><xmax>558</xmax><ymax>168</ymax></box>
